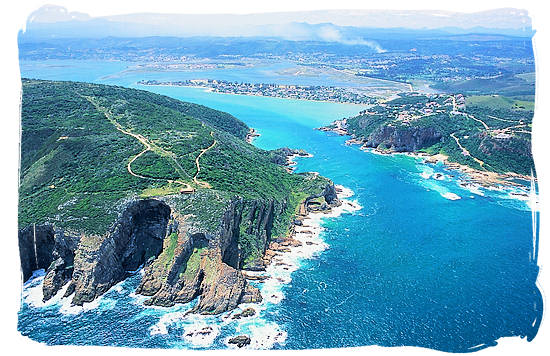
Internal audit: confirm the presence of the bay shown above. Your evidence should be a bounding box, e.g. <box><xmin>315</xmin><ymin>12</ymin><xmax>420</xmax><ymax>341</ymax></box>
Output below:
<box><xmin>17</xmin><ymin>60</ymin><xmax>542</xmax><ymax>352</ymax></box>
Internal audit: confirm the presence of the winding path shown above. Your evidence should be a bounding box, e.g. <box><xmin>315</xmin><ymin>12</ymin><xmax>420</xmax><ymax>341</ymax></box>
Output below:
<box><xmin>450</xmin><ymin>132</ymin><xmax>485</xmax><ymax>167</ymax></box>
<box><xmin>487</xmin><ymin>115</ymin><xmax>516</xmax><ymax>123</ymax></box>
<box><xmin>193</xmin><ymin>131</ymin><xmax>217</xmax><ymax>188</ymax></box>
<box><xmin>84</xmin><ymin>96</ymin><xmax>196</xmax><ymax>192</ymax></box>
<box><xmin>451</xmin><ymin>95</ymin><xmax>489</xmax><ymax>130</ymax></box>
<box><xmin>465</xmin><ymin>114</ymin><xmax>489</xmax><ymax>130</ymax></box>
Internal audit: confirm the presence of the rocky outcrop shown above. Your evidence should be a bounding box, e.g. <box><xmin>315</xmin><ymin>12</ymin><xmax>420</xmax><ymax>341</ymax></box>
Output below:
<box><xmin>136</xmin><ymin>198</ymin><xmax>264</xmax><ymax>314</ymax></box>
<box><xmin>191</xmin><ymin>253</ymin><xmax>250</xmax><ymax>314</ymax></box>
<box><xmin>19</xmin><ymin>199</ymin><xmax>172</xmax><ymax>305</ymax></box>
<box><xmin>19</xmin><ymin>182</ymin><xmax>335</xmax><ymax>314</ymax></box>
<box><xmin>269</xmin><ymin>147</ymin><xmax>309</xmax><ymax>166</ymax></box>
<box><xmin>42</xmin><ymin>229</ymin><xmax>80</xmax><ymax>301</ymax></box>
<box><xmin>309</xmin><ymin>183</ymin><xmax>340</xmax><ymax>206</ymax></box>
<box><xmin>67</xmin><ymin>199</ymin><xmax>171</xmax><ymax>305</ymax></box>
<box><xmin>240</xmin><ymin>283</ymin><xmax>262</xmax><ymax>303</ymax></box>
<box><xmin>228</xmin><ymin>335</ymin><xmax>251</xmax><ymax>348</ymax></box>
<box><xmin>320</xmin><ymin>116</ymin><xmax>442</xmax><ymax>153</ymax></box>
<box><xmin>238</xmin><ymin>199</ymin><xmax>275</xmax><ymax>271</ymax></box>
<box><xmin>18</xmin><ymin>224</ymin><xmax>55</xmax><ymax>282</ymax></box>
<box><xmin>361</xmin><ymin>125</ymin><xmax>442</xmax><ymax>152</ymax></box>
<box><xmin>232</xmin><ymin>307</ymin><xmax>256</xmax><ymax>319</ymax></box>
<box><xmin>138</xmin><ymin>247</ymin><xmax>262</xmax><ymax>315</ymax></box>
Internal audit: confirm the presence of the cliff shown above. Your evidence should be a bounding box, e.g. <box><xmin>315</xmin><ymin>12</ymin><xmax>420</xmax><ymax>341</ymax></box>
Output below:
<box><xmin>18</xmin><ymin>79</ymin><xmax>340</xmax><ymax>314</ymax></box>
<box><xmin>360</xmin><ymin>125</ymin><xmax>442</xmax><ymax>152</ymax></box>
<box><xmin>20</xmin><ymin>183</ymin><xmax>338</xmax><ymax>313</ymax></box>
<box><xmin>323</xmin><ymin>117</ymin><xmax>443</xmax><ymax>153</ymax></box>
<box><xmin>321</xmin><ymin>92</ymin><xmax>535</xmax><ymax>175</ymax></box>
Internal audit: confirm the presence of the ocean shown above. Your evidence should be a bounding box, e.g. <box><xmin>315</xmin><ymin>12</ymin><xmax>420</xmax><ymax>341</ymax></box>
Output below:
<box><xmin>18</xmin><ymin>60</ymin><xmax>542</xmax><ymax>352</ymax></box>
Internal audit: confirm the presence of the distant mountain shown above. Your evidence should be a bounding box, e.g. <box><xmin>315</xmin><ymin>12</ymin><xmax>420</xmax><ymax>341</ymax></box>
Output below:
<box><xmin>21</xmin><ymin>5</ymin><xmax>533</xmax><ymax>41</ymax></box>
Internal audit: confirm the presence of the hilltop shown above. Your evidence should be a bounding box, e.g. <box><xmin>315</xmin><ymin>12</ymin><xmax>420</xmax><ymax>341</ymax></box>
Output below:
<box><xmin>321</xmin><ymin>92</ymin><xmax>534</xmax><ymax>182</ymax></box>
<box><xmin>18</xmin><ymin>79</ymin><xmax>340</xmax><ymax>313</ymax></box>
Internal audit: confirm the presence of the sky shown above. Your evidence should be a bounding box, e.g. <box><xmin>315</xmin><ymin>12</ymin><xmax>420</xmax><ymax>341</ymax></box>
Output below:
<box><xmin>29</xmin><ymin>5</ymin><xmax>531</xmax><ymax>28</ymax></box>
<box><xmin>22</xmin><ymin>5</ymin><xmax>533</xmax><ymax>39</ymax></box>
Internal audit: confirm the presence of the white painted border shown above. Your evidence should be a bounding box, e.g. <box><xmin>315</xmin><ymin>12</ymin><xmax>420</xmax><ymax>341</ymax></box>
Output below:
<box><xmin>1</xmin><ymin>1</ymin><xmax>548</xmax><ymax>355</ymax></box>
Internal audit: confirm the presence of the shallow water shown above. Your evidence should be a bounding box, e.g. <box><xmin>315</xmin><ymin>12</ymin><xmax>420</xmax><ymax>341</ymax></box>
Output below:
<box><xmin>18</xmin><ymin>60</ymin><xmax>542</xmax><ymax>351</ymax></box>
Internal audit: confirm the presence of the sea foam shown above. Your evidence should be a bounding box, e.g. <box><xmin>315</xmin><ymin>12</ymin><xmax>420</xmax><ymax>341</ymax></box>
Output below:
<box><xmin>227</xmin><ymin>185</ymin><xmax>362</xmax><ymax>349</ymax></box>
<box><xmin>441</xmin><ymin>192</ymin><xmax>461</xmax><ymax>200</ymax></box>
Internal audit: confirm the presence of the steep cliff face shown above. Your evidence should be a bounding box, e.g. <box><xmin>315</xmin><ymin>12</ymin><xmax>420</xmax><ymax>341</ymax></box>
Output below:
<box><xmin>362</xmin><ymin>125</ymin><xmax>442</xmax><ymax>152</ymax></box>
<box><xmin>21</xmin><ymin>199</ymin><xmax>171</xmax><ymax>305</ymax></box>
<box><xmin>18</xmin><ymin>224</ymin><xmax>55</xmax><ymax>282</ymax></box>
<box><xmin>134</xmin><ymin>198</ymin><xmax>265</xmax><ymax>313</ymax></box>
<box><xmin>42</xmin><ymin>229</ymin><xmax>80</xmax><ymax>301</ymax></box>
<box><xmin>238</xmin><ymin>199</ymin><xmax>276</xmax><ymax>271</ymax></box>
<box><xmin>18</xmin><ymin>80</ymin><xmax>343</xmax><ymax>316</ymax></box>
<box><xmin>68</xmin><ymin>199</ymin><xmax>171</xmax><ymax>305</ymax></box>
<box><xmin>19</xmin><ymin>183</ymin><xmax>337</xmax><ymax>314</ymax></box>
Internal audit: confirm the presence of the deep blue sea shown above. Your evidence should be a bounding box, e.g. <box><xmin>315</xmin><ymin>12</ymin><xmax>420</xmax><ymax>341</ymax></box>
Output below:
<box><xmin>18</xmin><ymin>60</ymin><xmax>542</xmax><ymax>352</ymax></box>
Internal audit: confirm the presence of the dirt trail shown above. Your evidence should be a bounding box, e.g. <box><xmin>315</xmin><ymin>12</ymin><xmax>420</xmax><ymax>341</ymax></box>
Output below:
<box><xmin>193</xmin><ymin>131</ymin><xmax>217</xmax><ymax>188</ymax></box>
<box><xmin>451</xmin><ymin>96</ymin><xmax>489</xmax><ymax>130</ymax></box>
<box><xmin>466</xmin><ymin>114</ymin><xmax>489</xmax><ymax>130</ymax></box>
<box><xmin>487</xmin><ymin>115</ymin><xmax>516</xmax><ymax>123</ymax></box>
<box><xmin>85</xmin><ymin>96</ymin><xmax>194</xmax><ymax>192</ymax></box>
<box><xmin>450</xmin><ymin>132</ymin><xmax>485</xmax><ymax>168</ymax></box>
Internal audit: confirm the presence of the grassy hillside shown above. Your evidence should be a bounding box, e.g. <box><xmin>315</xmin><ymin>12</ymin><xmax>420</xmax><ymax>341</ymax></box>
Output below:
<box><xmin>19</xmin><ymin>79</ymin><xmax>330</xmax><ymax>234</ymax></box>
<box><xmin>339</xmin><ymin>92</ymin><xmax>534</xmax><ymax>175</ymax></box>
<box><xmin>465</xmin><ymin>95</ymin><xmax>534</xmax><ymax>111</ymax></box>
<box><xmin>431</xmin><ymin>73</ymin><xmax>535</xmax><ymax>97</ymax></box>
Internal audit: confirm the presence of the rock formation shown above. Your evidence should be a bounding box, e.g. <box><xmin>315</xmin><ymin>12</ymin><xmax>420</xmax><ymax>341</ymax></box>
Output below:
<box><xmin>228</xmin><ymin>335</ymin><xmax>251</xmax><ymax>348</ymax></box>
<box><xmin>19</xmin><ymin>183</ymin><xmax>339</xmax><ymax>314</ymax></box>
<box><xmin>361</xmin><ymin>125</ymin><xmax>442</xmax><ymax>152</ymax></box>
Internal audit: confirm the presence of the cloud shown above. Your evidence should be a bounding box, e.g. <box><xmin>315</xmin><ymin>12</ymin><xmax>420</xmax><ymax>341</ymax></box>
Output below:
<box><xmin>28</xmin><ymin>5</ymin><xmax>90</xmax><ymax>23</ymax></box>
<box><xmin>316</xmin><ymin>25</ymin><xmax>387</xmax><ymax>53</ymax></box>
<box><xmin>259</xmin><ymin>23</ymin><xmax>386</xmax><ymax>53</ymax></box>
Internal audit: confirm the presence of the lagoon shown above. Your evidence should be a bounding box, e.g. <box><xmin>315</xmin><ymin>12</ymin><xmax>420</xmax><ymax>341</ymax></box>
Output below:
<box><xmin>18</xmin><ymin>60</ymin><xmax>542</xmax><ymax>352</ymax></box>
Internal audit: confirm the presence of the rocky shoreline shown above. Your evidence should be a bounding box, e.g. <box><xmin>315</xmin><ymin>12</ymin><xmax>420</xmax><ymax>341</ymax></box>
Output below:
<box><xmin>19</xmin><ymin>179</ymin><xmax>352</xmax><ymax>348</ymax></box>
<box><xmin>268</xmin><ymin>147</ymin><xmax>312</xmax><ymax>173</ymax></box>
<box><xmin>413</xmin><ymin>151</ymin><xmax>532</xmax><ymax>189</ymax></box>
<box><xmin>319</xmin><ymin>122</ymin><xmax>534</xmax><ymax>190</ymax></box>
<box><xmin>245</xmin><ymin>128</ymin><xmax>260</xmax><ymax>143</ymax></box>
<box><xmin>222</xmin><ymin>184</ymin><xmax>362</xmax><ymax>349</ymax></box>
<box><xmin>261</xmin><ymin>196</ymin><xmax>340</xmax><ymax>268</ymax></box>
<box><xmin>146</xmin><ymin>183</ymin><xmax>360</xmax><ymax>349</ymax></box>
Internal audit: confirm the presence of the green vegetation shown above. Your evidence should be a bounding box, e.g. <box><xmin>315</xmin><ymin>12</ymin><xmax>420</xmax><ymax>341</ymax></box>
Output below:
<box><xmin>181</xmin><ymin>247</ymin><xmax>207</xmax><ymax>280</ymax></box>
<box><xmin>146</xmin><ymin>231</ymin><xmax>183</xmax><ymax>284</ymax></box>
<box><xmin>139</xmin><ymin>183</ymin><xmax>183</xmax><ymax>198</ymax></box>
<box><xmin>132</xmin><ymin>150</ymin><xmax>181</xmax><ymax>180</ymax></box>
<box><xmin>161</xmin><ymin>232</ymin><xmax>180</xmax><ymax>269</ymax></box>
<box><xmin>466</xmin><ymin>95</ymin><xmax>534</xmax><ymax>111</ymax></box>
<box><xmin>432</xmin><ymin>74</ymin><xmax>535</xmax><ymax>97</ymax></box>
<box><xmin>19</xmin><ymin>78</ymin><xmax>331</xmax><ymax>263</ymax></box>
<box><xmin>341</xmin><ymin>92</ymin><xmax>534</xmax><ymax>175</ymax></box>
<box><xmin>239</xmin><ymin>231</ymin><xmax>262</xmax><ymax>267</ymax></box>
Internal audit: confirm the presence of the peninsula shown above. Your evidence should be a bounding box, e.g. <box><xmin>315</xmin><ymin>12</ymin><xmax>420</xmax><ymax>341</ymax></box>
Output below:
<box><xmin>320</xmin><ymin>92</ymin><xmax>535</xmax><ymax>187</ymax></box>
<box><xmin>137</xmin><ymin>79</ymin><xmax>378</xmax><ymax>105</ymax></box>
<box><xmin>18</xmin><ymin>79</ymin><xmax>342</xmax><ymax>314</ymax></box>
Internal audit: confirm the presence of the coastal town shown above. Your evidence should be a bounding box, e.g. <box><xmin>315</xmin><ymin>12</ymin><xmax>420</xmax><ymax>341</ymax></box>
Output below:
<box><xmin>137</xmin><ymin>79</ymin><xmax>378</xmax><ymax>105</ymax></box>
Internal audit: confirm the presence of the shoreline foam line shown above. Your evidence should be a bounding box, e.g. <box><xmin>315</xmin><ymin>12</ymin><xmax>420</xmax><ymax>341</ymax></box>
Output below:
<box><xmin>225</xmin><ymin>184</ymin><xmax>362</xmax><ymax>349</ymax></box>
<box><xmin>20</xmin><ymin>186</ymin><xmax>362</xmax><ymax>349</ymax></box>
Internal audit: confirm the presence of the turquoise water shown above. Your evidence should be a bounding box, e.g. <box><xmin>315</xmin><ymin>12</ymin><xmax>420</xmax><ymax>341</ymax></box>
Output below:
<box><xmin>20</xmin><ymin>59</ymin><xmax>368</xmax><ymax>88</ymax></box>
<box><xmin>18</xmin><ymin>60</ymin><xmax>542</xmax><ymax>352</ymax></box>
